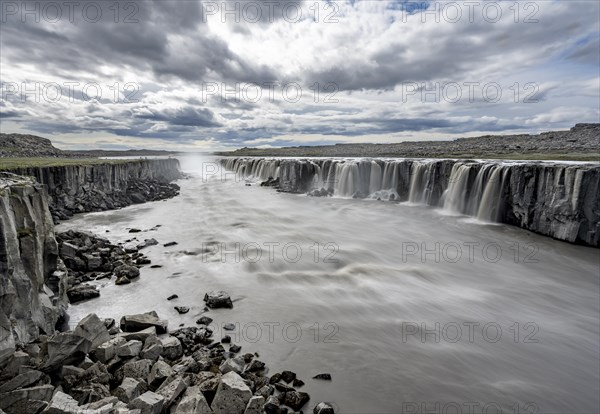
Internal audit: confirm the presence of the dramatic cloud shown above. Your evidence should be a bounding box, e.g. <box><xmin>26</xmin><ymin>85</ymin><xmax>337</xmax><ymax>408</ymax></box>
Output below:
<box><xmin>0</xmin><ymin>0</ymin><xmax>598</xmax><ymax>150</ymax></box>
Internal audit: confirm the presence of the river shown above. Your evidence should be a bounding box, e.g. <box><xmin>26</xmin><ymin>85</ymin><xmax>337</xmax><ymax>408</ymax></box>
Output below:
<box><xmin>57</xmin><ymin>155</ymin><xmax>600</xmax><ymax>414</ymax></box>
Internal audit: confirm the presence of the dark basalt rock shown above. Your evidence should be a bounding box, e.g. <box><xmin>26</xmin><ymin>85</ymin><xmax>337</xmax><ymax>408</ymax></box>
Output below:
<box><xmin>196</xmin><ymin>316</ymin><xmax>213</xmax><ymax>326</ymax></box>
<box><xmin>120</xmin><ymin>312</ymin><xmax>168</xmax><ymax>334</ymax></box>
<box><xmin>204</xmin><ymin>291</ymin><xmax>233</xmax><ymax>309</ymax></box>
<box><xmin>174</xmin><ymin>306</ymin><xmax>189</xmax><ymax>314</ymax></box>
<box><xmin>313</xmin><ymin>373</ymin><xmax>332</xmax><ymax>380</ymax></box>
<box><xmin>280</xmin><ymin>370</ymin><xmax>296</xmax><ymax>383</ymax></box>
<box><xmin>67</xmin><ymin>284</ymin><xmax>100</xmax><ymax>303</ymax></box>
<box><xmin>314</xmin><ymin>402</ymin><xmax>336</xmax><ymax>414</ymax></box>
<box><xmin>282</xmin><ymin>390</ymin><xmax>310</xmax><ymax>411</ymax></box>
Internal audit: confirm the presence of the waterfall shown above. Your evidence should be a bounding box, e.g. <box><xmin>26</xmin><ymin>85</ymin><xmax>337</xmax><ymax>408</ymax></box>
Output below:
<box><xmin>408</xmin><ymin>162</ymin><xmax>432</xmax><ymax>203</ymax></box>
<box><xmin>443</xmin><ymin>163</ymin><xmax>472</xmax><ymax>213</ymax></box>
<box><xmin>369</xmin><ymin>161</ymin><xmax>382</xmax><ymax>194</ymax></box>
<box><xmin>476</xmin><ymin>165</ymin><xmax>508</xmax><ymax>222</ymax></box>
<box><xmin>335</xmin><ymin>162</ymin><xmax>359</xmax><ymax>197</ymax></box>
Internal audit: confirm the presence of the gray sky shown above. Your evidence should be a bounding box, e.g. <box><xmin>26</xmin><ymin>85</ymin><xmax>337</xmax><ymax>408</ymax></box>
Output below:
<box><xmin>1</xmin><ymin>0</ymin><xmax>598</xmax><ymax>151</ymax></box>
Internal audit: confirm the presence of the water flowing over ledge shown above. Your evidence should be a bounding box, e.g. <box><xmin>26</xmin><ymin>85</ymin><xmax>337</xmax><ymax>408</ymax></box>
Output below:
<box><xmin>221</xmin><ymin>158</ymin><xmax>600</xmax><ymax>246</ymax></box>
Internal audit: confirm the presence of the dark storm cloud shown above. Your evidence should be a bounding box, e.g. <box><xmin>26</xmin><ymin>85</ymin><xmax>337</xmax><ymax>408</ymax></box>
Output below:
<box><xmin>135</xmin><ymin>106</ymin><xmax>222</xmax><ymax>128</ymax></box>
<box><xmin>0</xmin><ymin>0</ymin><xmax>276</xmax><ymax>84</ymax></box>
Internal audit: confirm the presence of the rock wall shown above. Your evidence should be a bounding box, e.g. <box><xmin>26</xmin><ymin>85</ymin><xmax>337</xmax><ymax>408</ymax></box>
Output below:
<box><xmin>0</xmin><ymin>174</ymin><xmax>69</xmax><ymax>365</ymax></box>
<box><xmin>222</xmin><ymin>158</ymin><xmax>600</xmax><ymax>246</ymax></box>
<box><xmin>2</xmin><ymin>159</ymin><xmax>182</xmax><ymax>221</ymax></box>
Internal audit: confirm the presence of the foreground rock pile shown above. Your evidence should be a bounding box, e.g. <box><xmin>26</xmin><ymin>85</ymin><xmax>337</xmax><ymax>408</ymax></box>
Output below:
<box><xmin>0</xmin><ymin>312</ymin><xmax>334</xmax><ymax>414</ymax></box>
<box><xmin>57</xmin><ymin>230</ymin><xmax>158</xmax><ymax>303</ymax></box>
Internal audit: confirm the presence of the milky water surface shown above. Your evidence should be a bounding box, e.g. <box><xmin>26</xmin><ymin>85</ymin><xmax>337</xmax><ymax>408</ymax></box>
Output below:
<box><xmin>57</xmin><ymin>155</ymin><xmax>600</xmax><ymax>414</ymax></box>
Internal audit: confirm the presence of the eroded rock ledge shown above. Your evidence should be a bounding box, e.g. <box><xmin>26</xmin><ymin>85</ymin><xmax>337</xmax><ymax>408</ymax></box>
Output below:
<box><xmin>1</xmin><ymin>159</ymin><xmax>182</xmax><ymax>222</ymax></box>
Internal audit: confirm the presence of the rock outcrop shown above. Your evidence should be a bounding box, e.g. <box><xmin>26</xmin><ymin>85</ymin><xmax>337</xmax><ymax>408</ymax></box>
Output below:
<box><xmin>1</xmin><ymin>159</ymin><xmax>182</xmax><ymax>222</ymax></box>
<box><xmin>222</xmin><ymin>158</ymin><xmax>600</xmax><ymax>246</ymax></box>
<box><xmin>0</xmin><ymin>173</ymin><xmax>68</xmax><ymax>365</ymax></box>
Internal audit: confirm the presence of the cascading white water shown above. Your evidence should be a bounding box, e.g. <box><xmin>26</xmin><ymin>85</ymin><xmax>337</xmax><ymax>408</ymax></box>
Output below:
<box><xmin>443</xmin><ymin>163</ymin><xmax>472</xmax><ymax>213</ymax></box>
<box><xmin>221</xmin><ymin>158</ymin><xmax>515</xmax><ymax>224</ymax></box>
<box><xmin>335</xmin><ymin>162</ymin><xmax>359</xmax><ymax>197</ymax></box>
<box><xmin>369</xmin><ymin>161</ymin><xmax>382</xmax><ymax>194</ymax></box>
<box><xmin>477</xmin><ymin>165</ymin><xmax>507</xmax><ymax>221</ymax></box>
<box><xmin>408</xmin><ymin>162</ymin><xmax>431</xmax><ymax>203</ymax></box>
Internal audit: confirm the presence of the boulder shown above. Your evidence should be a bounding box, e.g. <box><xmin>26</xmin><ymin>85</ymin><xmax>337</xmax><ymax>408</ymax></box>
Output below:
<box><xmin>122</xmin><ymin>243</ymin><xmax>139</xmax><ymax>254</ymax></box>
<box><xmin>172</xmin><ymin>385</ymin><xmax>212</xmax><ymax>414</ymax></box>
<box><xmin>81</xmin><ymin>362</ymin><xmax>110</xmax><ymax>384</ymax></box>
<box><xmin>59</xmin><ymin>242</ymin><xmax>80</xmax><ymax>259</ymax></box>
<box><xmin>243</xmin><ymin>396</ymin><xmax>265</xmax><ymax>414</ymax></box>
<box><xmin>255</xmin><ymin>385</ymin><xmax>274</xmax><ymax>400</ymax></box>
<box><xmin>282</xmin><ymin>391</ymin><xmax>310</xmax><ymax>411</ymax></box>
<box><xmin>120</xmin><ymin>327</ymin><xmax>157</xmax><ymax>342</ymax></box>
<box><xmin>211</xmin><ymin>372</ymin><xmax>252</xmax><ymax>414</ymax></box>
<box><xmin>0</xmin><ymin>370</ymin><xmax>44</xmax><ymax>393</ymax></box>
<box><xmin>128</xmin><ymin>391</ymin><xmax>164</xmax><ymax>414</ymax></box>
<box><xmin>67</xmin><ymin>284</ymin><xmax>100</xmax><ymax>303</ymax></box>
<box><xmin>83</xmin><ymin>254</ymin><xmax>103</xmax><ymax>270</ymax></box>
<box><xmin>95</xmin><ymin>337</ymin><xmax>126</xmax><ymax>364</ymax></box>
<box><xmin>148</xmin><ymin>360</ymin><xmax>173</xmax><ymax>388</ymax></box>
<box><xmin>117</xmin><ymin>340</ymin><xmax>143</xmax><ymax>358</ymax></box>
<box><xmin>203</xmin><ymin>291</ymin><xmax>233</xmax><ymax>309</ymax></box>
<box><xmin>70</xmin><ymin>382</ymin><xmax>111</xmax><ymax>405</ymax></box>
<box><xmin>314</xmin><ymin>402</ymin><xmax>335</xmax><ymax>414</ymax></box>
<box><xmin>115</xmin><ymin>276</ymin><xmax>131</xmax><ymax>285</ymax></box>
<box><xmin>114</xmin><ymin>265</ymin><xmax>140</xmax><ymax>280</ymax></box>
<box><xmin>196</xmin><ymin>316</ymin><xmax>213</xmax><ymax>326</ymax></box>
<box><xmin>123</xmin><ymin>360</ymin><xmax>154</xmax><ymax>383</ymax></box>
<box><xmin>0</xmin><ymin>384</ymin><xmax>54</xmax><ymax>413</ymax></box>
<box><xmin>244</xmin><ymin>360</ymin><xmax>265</xmax><ymax>373</ymax></box>
<box><xmin>140</xmin><ymin>343</ymin><xmax>162</xmax><ymax>361</ymax></box>
<box><xmin>43</xmin><ymin>390</ymin><xmax>80</xmax><ymax>413</ymax></box>
<box><xmin>160</xmin><ymin>336</ymin><xmax>183</xmax><ymax>360</ymax></box>
<box><xmin>115</xmin><ymin>377</ymin><xmax>143</xmax><ymax>404</ymax></box>
<box><xmin>137</xmin><ymin>239</ymin><xmax>158</xmax><ymax>249</ymax></box>
<box><xmin>80</xmin><ymin>396</ymin><xmax>119</xmax><ymax>411</ymax></box>
<box><xmin>262</xmin><ymin>396</ymin><xmax>280</xmax><ymax>414</ymax></box>
<box><xmin>280</xmin><ymin>371</ymin><xmax>296</xmax><ymax>384</ymax></box>
<box><xmin>120</xmin><ymin>312</ymin><xmax>168</xmax><ymax>334</ymax></box>
<box><xmin>156</xmin><ymin>376</ymin><xmax>187</xmax><ymax>410</ymax></box>
<box><xmin>1</xmin><ymin>351</ymin><xmax>30</xmax><ymax>379</ymax></box>
<box><xmin>45</xmin><ymin>332</ymin><xmax>92</xmax><ymax>370</ymax></box>
<box><xmin>219</xmin><ymin>357</ymin><xmax>245</xmax><ymax>375</ymax></box>
<box><xmin>74</xmin><ymin>314</ymin><xmax>110</xmax><ymax>349</ymax></box>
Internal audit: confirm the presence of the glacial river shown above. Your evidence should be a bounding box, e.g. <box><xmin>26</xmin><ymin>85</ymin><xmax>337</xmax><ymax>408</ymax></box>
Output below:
<box><xmin>58</xmin><ymin>155</ymin><xmax>600</xmax><ymax>414</ymax></box>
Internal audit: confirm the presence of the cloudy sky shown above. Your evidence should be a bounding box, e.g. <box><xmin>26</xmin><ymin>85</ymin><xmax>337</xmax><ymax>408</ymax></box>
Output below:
<box><xmin>1</xmin><ymin>0</ymin><xmax>598</xmax><ymax>151</ymax></box>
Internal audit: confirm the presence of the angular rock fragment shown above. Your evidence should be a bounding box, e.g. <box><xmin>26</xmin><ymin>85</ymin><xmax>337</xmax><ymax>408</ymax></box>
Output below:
<box><xmin>120</xmin><ymin>312</ymin><xmax>168</xmax><ymax>334</ymax></box>
<box><xmin>211</xmin><ymin>372</ymin><xmax>253</xmax><ymax>414</ymax></box>
<box><xmin>203</xmin><ymin>291</ymin><xmax>233</xmax><ymax>309</ymax></box>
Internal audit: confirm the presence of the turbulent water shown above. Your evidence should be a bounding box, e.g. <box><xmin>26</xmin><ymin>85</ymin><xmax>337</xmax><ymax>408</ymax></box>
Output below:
<box><xmin>58</xmin><ymin>155</ymin><xmax>600</xmax><ymax>414</ymax></box>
